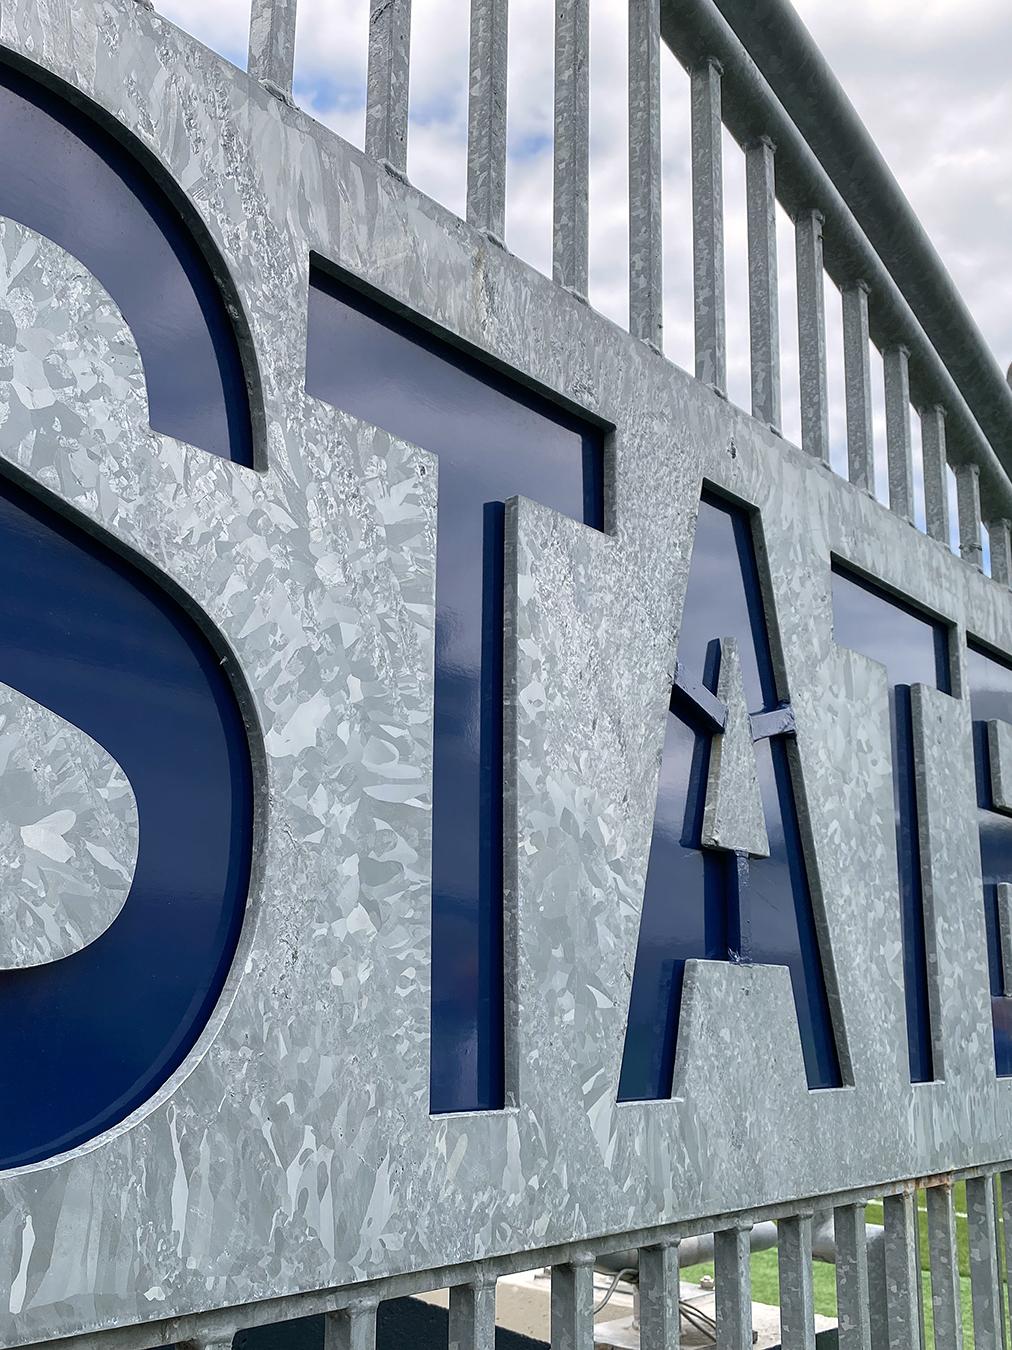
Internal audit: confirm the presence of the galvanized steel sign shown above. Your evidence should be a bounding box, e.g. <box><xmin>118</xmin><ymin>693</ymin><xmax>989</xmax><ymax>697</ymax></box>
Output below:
<box><xmin>0</xmin><ymin>3</ymin><xmax>1011</xmax><ymax>1345</ymax></box>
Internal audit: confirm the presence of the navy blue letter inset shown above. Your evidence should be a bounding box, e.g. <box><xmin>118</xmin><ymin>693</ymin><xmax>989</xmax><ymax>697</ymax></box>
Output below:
<box><xmin>306</xmin><ymin>268</ymin><xmax>605</xmax><ymax>1112</ymax></box>
<box><xmin>620</xmin><ymin>494</ymin><xmax>840</xmax><ymax>1099</ymax></box>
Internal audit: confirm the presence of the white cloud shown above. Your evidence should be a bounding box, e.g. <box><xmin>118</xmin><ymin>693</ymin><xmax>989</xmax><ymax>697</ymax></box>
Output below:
<box><xmin>790</xmin><ymin>0</ymin><xmax>1012</xmax><ymax>365</ymax></box>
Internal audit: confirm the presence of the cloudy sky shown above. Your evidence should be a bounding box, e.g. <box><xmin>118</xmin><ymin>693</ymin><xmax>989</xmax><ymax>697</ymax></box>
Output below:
<box><xmin>156</xmin><ymin>0</ymin><xmax>1011</xmax><ymax>503</ymax></box>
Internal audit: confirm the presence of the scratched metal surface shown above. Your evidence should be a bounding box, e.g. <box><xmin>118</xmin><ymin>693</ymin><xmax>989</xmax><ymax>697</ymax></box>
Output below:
<box><xmin>0</xmin><ymin>1</ymin><xmax>1010</xmax><ymax>1344</ymax></box>
<box><xmin>700</xmin><ymin>639</ymin><xmax>769</xmax><ymax>858</ymax></box>
<box><xmin>0</xmin><ymin>681</ymin><xmax>137</xmax><ymax>970</ymax></box>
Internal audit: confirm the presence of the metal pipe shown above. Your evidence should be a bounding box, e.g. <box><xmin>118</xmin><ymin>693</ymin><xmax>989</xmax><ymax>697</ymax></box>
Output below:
<box><xmin>745</xmin><ymin>135</ymin><xmax>781</xmax><ymax>430</ymax></box>
<box><xmin>714</xmin><ymin>1227</ymin><xmax>753</xmax><ymax>1350</ymax></box>
<box><xmin>247</xmin><ymin>0</ymin><xmax>298</xmax><ymax>102</ymax></box>
<box><xmin>795</xmin><ymin>209</ymin><xmax>830</xmax><ymax>464</ymax></box>
<box><xmin>553</xmin><ymin>0</ymin><xmax>590</xmax><ymax>296</ymax></box>
<box><xmin>812</xmin><ymin>1209</ymin><xmax>887</xmax><ymax>1350</ymax></box>
<box><xmin>690</xmin><ymin>57</ymin><xmax>726</xmax><ymax>393</ymax></box>
<box><xmin>920</xmin><ymin>406</ymin><xmax>951</xmax><ymax>545</ymax></box>
<box><xmin>448</xmin><ymin>1278</ymin><xmax>497</xmax><ymax>1350</ymax></box>
<box><xmin>628</xmin><ymin>0</ymin><xmax>664</xmax><ymax>349</ymax></box>
<box><xmin>365</xmin><ymin>0</ymin><xmax>412</xmax><ymax>174</ymax></box>
<box><xmin>466</xmin><ymin>0</ymin><xmax>509</xmax><ymax>241</ymax></box>
<box><xmin>595</xmin><ymin>1221</ymin><xmax>779</xmax><ymax>1278</ymax></box>
<box><xmin>884</xmin><ymin>344</ymin><xmax>914</xmax><ymax>523</ymax></box>
<box><xmin>956</xmin><ymin>463</ymin><xmax>984</xmax><ymax>569</ymax></box>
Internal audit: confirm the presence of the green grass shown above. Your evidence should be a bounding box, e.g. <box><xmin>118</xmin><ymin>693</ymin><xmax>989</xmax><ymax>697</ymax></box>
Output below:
<box><xmin>680</xmin><ymin>1187</ymin><xmax>991</xmax><ymax>1346</ymax></box>
<box><xmin>681</xmin><ymin>1249</ymin><xmax>835</xmax><ymax>1315</ymax></box>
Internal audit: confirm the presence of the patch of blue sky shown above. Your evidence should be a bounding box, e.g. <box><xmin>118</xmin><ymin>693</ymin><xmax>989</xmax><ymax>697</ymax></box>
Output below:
<box><xmin>294</xmin><ymin>74</ymin><xmax>367</xmax><ymax>116</ymax></box>
<box><xmin>406</xmin><ymin>93</ymin><xmax>465</xmax><ymax>130</ymax></box>
<box><xmin>509</xmin><ymin>131</ymin><xmax>552</xmax><ymax>160</ymax></box>
<box><xmin>219</xmin><ymin>47</ymin><xmax>249</xmax><ymax>71</ymax></box>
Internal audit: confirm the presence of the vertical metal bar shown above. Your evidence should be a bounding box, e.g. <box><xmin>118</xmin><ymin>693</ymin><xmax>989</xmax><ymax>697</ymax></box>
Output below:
<box><xmin>926</xmin><ymin>1185</ymin><xmax>963</xmax><ymax>1350</ymax></box>
<box><xmin>466</xmin><ymin>0</ymin><xmax>509</xmax><ymax>241</ymax></box>
<box><xmin>884</xmin><ymin>345</ymin><xmax>914</xmax><ymax>522</ymax></box>
<box><xmin>248</xmin><ymin>0</ymin><xmax>298</xmax><ymax>101</ymax></box>
<box><xmin>795</xmin><ymin>209</ymin><xmax>829</xmax><ymax>463</ymax></box>
<box><xmin>991</xmin><ymin>1175</ymin><xmax>1008</xmax><ymax>1350</ymax></box>
<box><xmin>325</xmin><ymin>1299</ymin><xmax>379</xmax><ymax>1350</ymax></box>
<box><xmin>843</xmin><ymin>281</ymin><xmax>875</xmax><ymax>491</ymax></box>
<box><xmin>883</xmin><ymin>1193</ymin><xmax>921</xmax><ymax>1350</ymax></box>
<box><xmin>691</xmin><ymin>57</ymin><xmax>726</xmax><ymax>393</ymax></box>
<box><xmin>834</xmin><ymin>1204</ymin><xmax>873</xmax><ymax>1350</ymax></box>
<box><xmin>449</xmin><ymin>1278</ymin><xmax>497</xmax><ymax>1350</ymax></box>
<box><xmin>365</xmin><ymin>0</ymin><xmax>412</xmax><ymax>173</ymax></box>
<box><xmin>955</xmin><ymin>462</ymin><xmax>984</xmax><ymax>568</ymax></box>
<box><xmin>628</xmin><ymin>0</ymin><xmax>663</xmax><ymax>349</ymax></box>
<box><xmin>920</xmin><ymin>405</ymin><xmax>950</xmax><ymax>544</ymax></box>
<box><xmin>714</xmin><ymin>1226</ymin><xmax>753</xmax><ymax>1350</ymax></box>
<box><xmin>914</xmin><ymin>1196</ymin><xmax>927</xmax><ymax>1350</ymax></box>
<box><xmin>553</xmin><ymin>0</ymin><xmax>590</xmax><ymax>296</ymax></box>
<box><xmin>551</xmin><ymin>1257</ymin><xmax>595</xmax><ymax>1350</ymax></box>
<box><xmin>986</xmin><ymin>518</ymin><xmax>1012</xmax><ymax>585</ymax></box>
<box><xmin>639</xmin><ymin>1241</ymin><xmax>680</xmax><ymax>1350</ymax></box>
<box><xmin>779</xmin><ymin>1214</ymin><xmax>816</xmax><ymax>1350</ymax></box>
<box><xmin>868</xmin><ymin>1233</ymin><xmax>890</xmax><ymax>1350</ymax></box>
<box><xmin>745</xmin><ymin>136</ymin><xmax>781</xmax><ymax>429</ymax></box>
<box><xmin>968</xmin><ymin>1176</ymin><xmax>1004</xmax><ymax>1350</ymax></box>
<box><xmin>1000</xmin><ymin>1174</ymin><xmax>1012</xmax><ymax>1348</ymax></box>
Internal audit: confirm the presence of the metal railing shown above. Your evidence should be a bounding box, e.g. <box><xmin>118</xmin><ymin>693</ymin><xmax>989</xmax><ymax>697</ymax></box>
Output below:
<box><xmin>660</xmin><ymin>0</ymin><xmax>1012</xmax><ymax>569</ymax></box>
<box><xmin>20</xmin><ymin>1161</ymin><xmax>1012</xmax><ymax>1349</ymax></box>
<box><xmin>708</xmin><ymin>0</ymin><xmax>1012</xmax><ymax>489</ymax></box>
<box><xmin>239</xmin><ymin>0</ymin><xmax>1012</xmax><ymax>577</ymax></box>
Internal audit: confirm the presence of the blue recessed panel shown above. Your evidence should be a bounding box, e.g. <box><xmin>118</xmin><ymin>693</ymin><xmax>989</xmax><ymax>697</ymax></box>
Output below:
<box><xmin>306</xmin><ymin>267</ymin><xmax>605</xmax><ymax>1112</ymax></box>
<box><xmin>619</xmin><ymin>495</ymin><xmax>841</xmax><ymax>1100</ymax></box>
<box><xmin>965</xmin><ymin>639</ymin><xmax>1012</xmax><ymax>1075</ymax></box>
<box><xmin>0</xmin><ymin>61</ymin><xmax>252</xmax><ymax>465</ymax></box>
<box><xmin>831</xmin><ymin>567</ymin><xmax>951</xmax><ymax>1083</ymax></box>
<box><xmin>0</xmin><ymin>475</ymin><xmax>254</xmax><ymax>1168</ymax></box>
